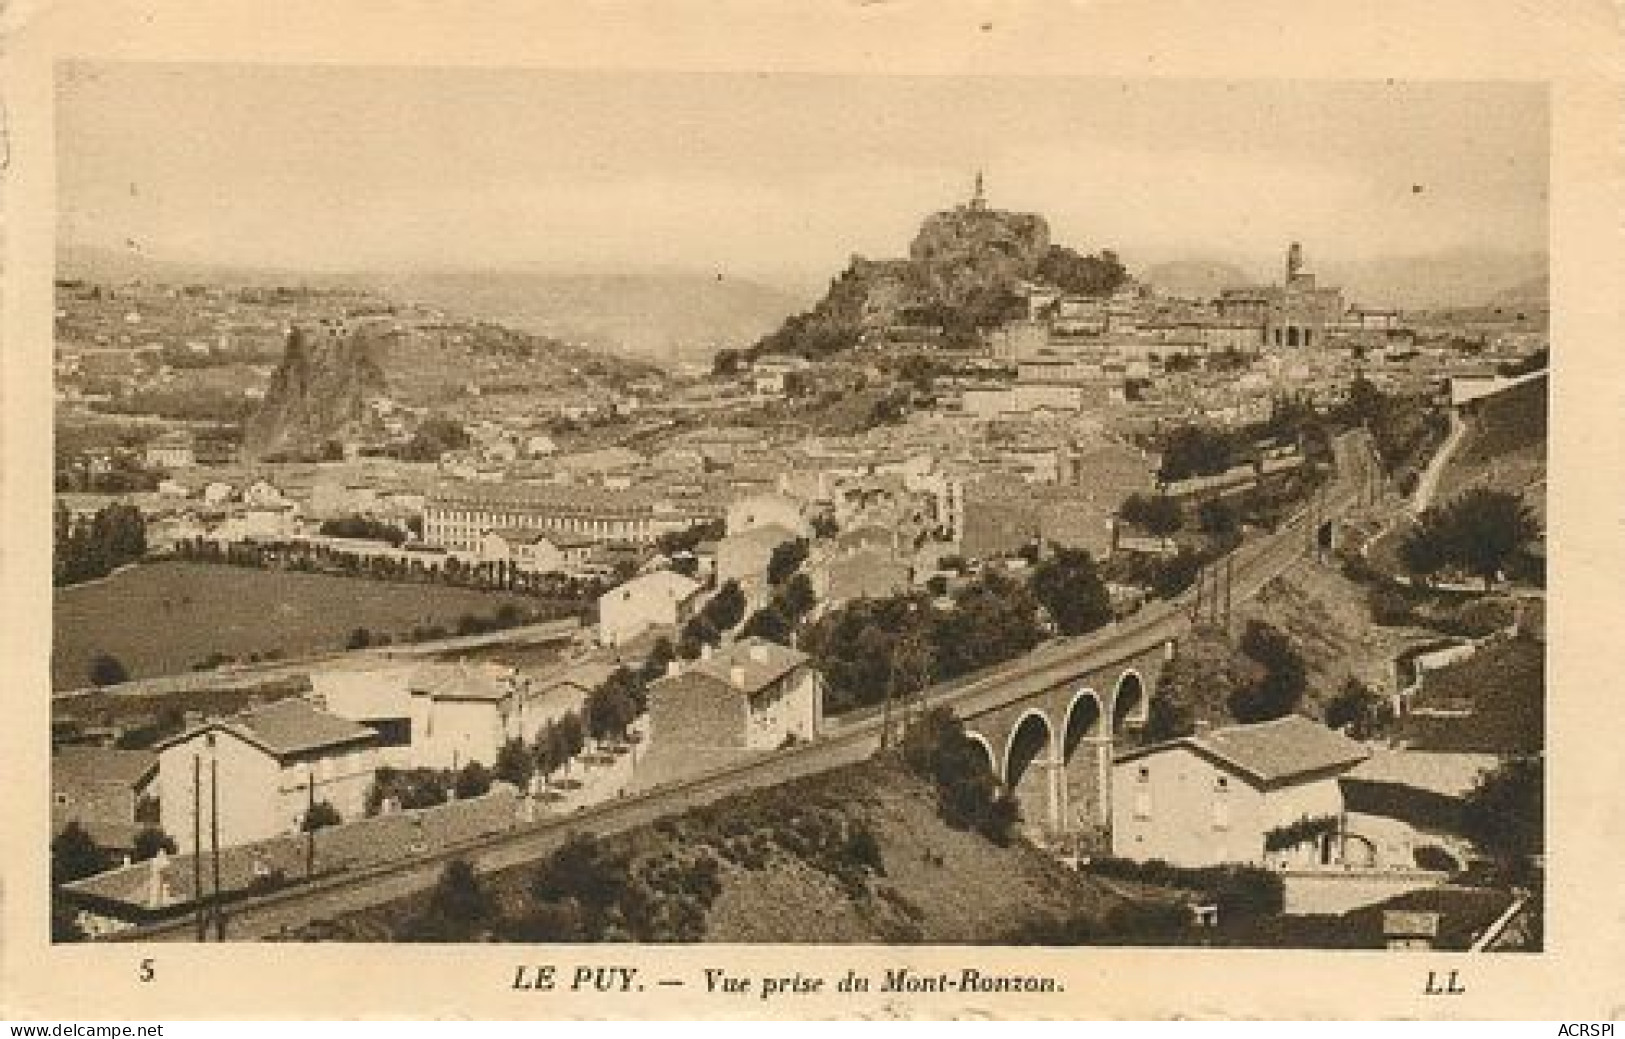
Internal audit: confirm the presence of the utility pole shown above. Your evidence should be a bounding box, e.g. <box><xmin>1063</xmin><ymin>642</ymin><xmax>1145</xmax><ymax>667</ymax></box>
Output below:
<box><xmin>1225</xmin><ymin>553</ymin><xmax>1235</xmax><ymax>630</ymax></box>
<box><xmin>210</xmin><ymin>751</ymin><xmax>224</xmax><ymax>941</ymax></box>
<box><xmin>192</xmin><ymin>755</ymin><xmax>205</xmax><ymax>941</ymax></box>
<box><xmin>306</xmin><ymin>767</ymin><xmax>317</xmax><ymax>879</ymax></box>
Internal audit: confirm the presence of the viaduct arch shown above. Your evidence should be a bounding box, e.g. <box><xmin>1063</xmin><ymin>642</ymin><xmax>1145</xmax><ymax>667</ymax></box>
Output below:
<box><xmin>962</xmin><ymin>639</ymin><xmax>1171</xmax><ymax>848</ymax></box>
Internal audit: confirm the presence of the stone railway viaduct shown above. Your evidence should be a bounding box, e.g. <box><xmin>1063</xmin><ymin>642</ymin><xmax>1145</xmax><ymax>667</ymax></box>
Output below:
<box><xmin>954</xmin><ymin>637</ymin><xmax>1169</xmax><ymax>846</ymax></box>
<box><xmin>943</xmin><ymin>428</ymin><xmax>1378</xmax><ymax>846</ymax></box>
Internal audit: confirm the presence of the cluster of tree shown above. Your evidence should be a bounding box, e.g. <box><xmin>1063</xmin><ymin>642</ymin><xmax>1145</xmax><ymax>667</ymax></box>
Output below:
<box><xmin>899</xmin><ymin>708</ymin><xmax>1019</xmax><ymax>845</ymax></box>
<box><xmin>739</xmin><ymin>571</ymin><xmax>816</xmax><ymax>644</ymax></box>
<box><xmin>529</xmin><ymin>714</ymin><xmax>589</xmax><ymax>788</ymax></box>
<box><xmin>55</xmin><ymin>501</ymin><xmax>147</xmax><ymax>587</ymax></box>
<box><xmin>911</xmin><ymin>287</ymin><xmax>1029</xmax><ymax>349</ymax></box>
<box><xmin>1141</xmin><ymin>621</ymin><xmax>1307</xmax><ymax>739</ymax></box>
<box><xmin>865</xmin><ymin>388</ymin><xmax>913</xmax><ymax>428</ymax></box>
<box><xmin>1323</xmin><ymin>677</ymin><xmax>1393</xmax><ymax>739</ymax></box>
<box><xmin>1328</xmin><ymin>377</ymin><xmax>1447</xmax><ymax>482</ymax></box>
<box><xmin>86</xmin><ymin>651</ymin><xmax>131</xmax><ymax>687</ymax></box>
<box><xmin>1460</xmin><ymin>756</ymin><xmax>1542</xmax><ymax>883</ymax></box>
<box><xmin>1103</xmin><ymin>543</ymin><xmax>1209</xmax><ymax>605</ymax></box>
<box><xmin>1155</xmin><ymin>395</ymin><xmax>1337</xmax><ymax>486</ymax></box>
<box><xmin>677</xmin><ymin>579</ymin><xmax>746</xmax><ymax>659</ymax></box>
<box><xmin>1227</xmin><ymin>621</ymin><xmax>1309</xmax><ymax>723</ymax></box>
<box><xmin>767</xmin><ymin>538</ymin><xmax>810</xmax><ymax>586</ymax></box>
<box><xmin>91</xmin><ymin>387</ymin><xmax>257</xmax><ymax>424</ymax></box>
<box><xmin>1400</xmin><ymin>488</ymin><xmax>1540</xmax><ymax>588</ymax></box>
<box><xmin>365</xmin><ymin>763</ymin><xmax>495</xmax><ymax>815</ymax></box>
<box><xmin>1118</xmin><ymin>492</ymin><xmax>1183</xmax><ymax>536</ymax></box>
<box><xmin>399</xmin><ymin>415</ymin><xmax>471</xmax><ymax>462</ymax></box>
<box><xmin>494</xmin><ymin>642</ymin><xmax>675</xmax><ymax>795</ymax></box>
<box><xmin>1262</xmin><ymin>813</ymin><xmax>1340</xmax><ymax>854</ymax></box>
<box><xmin>317</xmin><ymin>515</ymin><xmax>409</xmax><ymax>546</ymax></box>
<box><xmin>806</xmin><ymin>565</ymin><xmax>1058</xmax><ymax>717</ymax></box>
<box><xmin>583</xmin><ymin>667</ymin><xmax>645</xmax><ymax>746</ymax></box>
<box><xmin>51</xmin><ymin>821</ymin><xmax>178</xmax><ymax>888</ymax></box>
<box><xmin>55</xmin><ymin>463</ymin><xmax>162</xmax><ymax>495</ymax></box>
<box><xmin>171</xmin><ymin>535</ymin><xmax>611</xmax><ymax>607</ymax></box>
<box><xmin>1155</xmin><ymin>424</ymin><xmax>1240</xmax><ymax>484</ymax></box>
<box><xmin>805</xmin><ymin>550</ymin><xmax>1114</xmax><ymax>717</ymax></box>
<box><xmin>745</xmin><ymin>307</ymin><xmax>863</xmax><ymax>364</ymax></box>
<box><xmin>655</xmin><ymin>518</ymin><xmax>726</xmax><ymax>558</ymax></box>
<box><xmin>399</xmin><ymin>758</ymin><xmax>901</xmax><ymax>943</ymax></box>
<box><xmin>1034</xmin><ymin>245</ymin><xmax>1128</xmax><ymax>298</ymax></box>
<box><xmin>343</xmin><ymin>603</ymin><xmax>534</xmax><ymax>652</ymax></box>
<box><xmin>1029</xmin><ymin>547</ymin><xmax>1114</xmax><ymax>636</ymax></box>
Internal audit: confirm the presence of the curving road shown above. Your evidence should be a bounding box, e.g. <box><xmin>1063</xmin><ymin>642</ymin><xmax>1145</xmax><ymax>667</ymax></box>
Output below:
<box><xmin>124</xmin><ymin>432</ymin><xmax>1378</xmax><ymax>942</ymax></box>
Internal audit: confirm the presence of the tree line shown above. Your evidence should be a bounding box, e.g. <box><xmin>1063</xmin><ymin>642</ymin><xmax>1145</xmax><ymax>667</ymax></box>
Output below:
<box><xmin>805</xmin><ymin>547</ymin><xmax>1112</xmax><ymax>717</ymax></box>
<box><xmin>171</xmin><ymin>534</ymin><xmax>618</xmax><ymax>608</ymax></box>
<box><xmin>55</xmin><ymin>501</ymin><xmax>147</xmax><ymax>586</ymax></box>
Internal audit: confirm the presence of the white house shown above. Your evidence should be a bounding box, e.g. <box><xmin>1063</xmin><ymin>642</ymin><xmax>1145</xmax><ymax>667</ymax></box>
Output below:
<box><xmin>725</xmin><ymin>492</ymin><xmax>810</xmax><ymax>538</ymax></box>
<box><xmin>155</xmin><ymin>699</ymin><xmax>381</xmax><ymax>853</ymax></box>
<box><xmin>406</xmin><ymin>662</ymin><xmax>525</xmax><ymax>771</ymax></box>
<box><xmin>597</xmin><ymin>570</ymin><xmax>703</xmax><ymax>647</ymax></box>
<box><xmin>1110</xmin><ymin>715</ymin><xmax>1370</xmax><ymax>868</ymax></box>
<box><xmin>479</xmin><ymin>529</ymin><xmax>595</xmax><ymax>575</ymax></box>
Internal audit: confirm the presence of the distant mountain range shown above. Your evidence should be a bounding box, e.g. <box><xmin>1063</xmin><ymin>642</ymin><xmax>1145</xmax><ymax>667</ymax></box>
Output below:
<box><xmin>367</xmin><ymin>268</ymin><xmax>809</xmax><ymax>367</ymax></box>
<box><xmin>58</xmin><ymin>246</ymin><xmax>809</xmax><ymax>367</ymax></box>
<box><xmin>1139</xmin><ymin>250</ymin><xmax>1548</xmax><ymax>312</ymax></box>
<box><xmin>1139</xmin><ymin>260</ymin><xmax>1249</xmax><ymax>301</ymax></box>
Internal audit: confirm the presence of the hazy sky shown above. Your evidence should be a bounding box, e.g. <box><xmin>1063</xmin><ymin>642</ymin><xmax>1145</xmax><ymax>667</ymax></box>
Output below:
<box><xmin>58</xmin><ymin>64</ymin><xmax>1548</xmax><ymax>290</ymax></box>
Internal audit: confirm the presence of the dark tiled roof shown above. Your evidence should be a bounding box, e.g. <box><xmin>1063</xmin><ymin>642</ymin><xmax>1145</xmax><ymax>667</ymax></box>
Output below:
<box><xmin>51</xmin><ymin>746</ymin><xmax>157</xmax><ymax>792</ymax></box>
<box><xmin>683</xmin><ymin>637</ymin><xmax>808</xmax><ymax>696</ymax></box>
<box><xmin>1118</xmin><ymin>715</ymin><xmax>1369</xmax><ymax>786</ymax></box>
<box><xmin>157</xmin><ymin>699</ymin><xmax>378</xmax><ymax>760</ymax></box>
<box><xmin>408</xmin><ymin>663</ymin><xmax>513</xmax><ymax>703</ymax></box>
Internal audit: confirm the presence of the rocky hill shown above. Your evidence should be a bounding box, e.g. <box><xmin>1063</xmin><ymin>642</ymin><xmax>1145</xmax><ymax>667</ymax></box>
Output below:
<box><xmin>243</xmin><ymin>320</ymin><xmax>390</xmax><ymax>459</ymax></box>
<box><xmin>908</xmin><ymin>204</ymin><xmax>1051</xmax><ymax>308</ymax></box>
<box><xmin>750</xmin><ymin>193</ymin><xmax>1125</xmax><ymax>359</ymax></box>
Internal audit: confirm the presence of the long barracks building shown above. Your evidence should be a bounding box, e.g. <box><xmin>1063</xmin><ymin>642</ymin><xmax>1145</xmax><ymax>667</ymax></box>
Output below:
<box><xmin>423</xmin><ymin>482</ymin><xmax>721</xmax><ymax>552</ymax></box>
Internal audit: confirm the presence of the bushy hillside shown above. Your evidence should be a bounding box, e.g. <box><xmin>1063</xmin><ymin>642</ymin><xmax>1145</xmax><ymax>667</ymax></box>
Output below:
<box><xmin>1437</xmin><ymin>372</ymin><xmax>1546</xmax><ymax>520</ymax></box>
<box><xmin>299</xmin><ymin>756</ymin><xmax>1129</xmax><ymax>943</ymax></box>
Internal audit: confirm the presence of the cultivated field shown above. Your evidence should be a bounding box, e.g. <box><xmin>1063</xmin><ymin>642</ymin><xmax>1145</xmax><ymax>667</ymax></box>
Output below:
<box><xmin>52</xmin><ymin>561</ymin><xmax>547</xmax><ymax>690</ymax></box>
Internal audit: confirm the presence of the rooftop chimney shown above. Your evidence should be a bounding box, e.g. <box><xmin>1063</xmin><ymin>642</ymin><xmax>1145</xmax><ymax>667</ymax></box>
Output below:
<box><xmin>700</xmin><ymin>643</ymin><xmax>713</xmax><ymax>662</ymax></box>
<box><xmin>730</xmin><ymin>665</ymin><xmax>747</xmax><ymax>689</ymax></box>
<box><xmin>749</xmin><ymin>642</ymin><xmax>769</xmax><ymax>663</ymax></box>
<box><xmin>666</xmin><ymin>660</ymin><xmax>682</xmax><ymax>678</ymax></box>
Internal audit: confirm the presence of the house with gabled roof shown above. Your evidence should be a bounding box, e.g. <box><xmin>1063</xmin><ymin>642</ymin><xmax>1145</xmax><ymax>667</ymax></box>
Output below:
<box><xmin>1111</xmin><ymin>715</ymin><xmax>1370</xmax><ymax>868</ymax></box>
<box><xmin>598</xmin><ymin>569</ymin><xmax>703</xmax><ymax>647</ymax></box>
<box><xmin>646</xmin><ymin>637</ymin><xmax>821</xmax><ymax>753</ymax></box>
<box><xmin>51</xmin><ymin>746</ymin><xmax>159</xmax><ymax>856</ymax></box>
<box><xmin>154</xmin><ymin>698</ymin><xmax>381</xmax><ymax>853</ymax></box>
<box><xmin>406</xmin><ymin>661</ymin><xmax>524</xmax><ymax>771</ymax></box>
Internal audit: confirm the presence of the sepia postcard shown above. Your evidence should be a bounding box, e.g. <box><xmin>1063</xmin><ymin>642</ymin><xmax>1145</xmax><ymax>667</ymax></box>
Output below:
<box><xmin>2</xmin><ymin>0</ymin><xmax>1623</xmax><ymax>1021</ymax></box>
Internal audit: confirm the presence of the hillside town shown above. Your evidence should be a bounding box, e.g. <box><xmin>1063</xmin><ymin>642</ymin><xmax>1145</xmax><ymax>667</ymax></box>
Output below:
<box><xmin>51</xmin><ymin>179</ymin><xmax>1547</xmax><ymax>950</ymax></box>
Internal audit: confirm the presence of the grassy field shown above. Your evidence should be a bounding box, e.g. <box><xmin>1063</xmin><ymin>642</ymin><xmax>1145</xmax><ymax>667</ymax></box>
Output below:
<box><xmin>53</xmin><ymin>561</ymin><xmax>547</xmax><ymax>690</ymax></box>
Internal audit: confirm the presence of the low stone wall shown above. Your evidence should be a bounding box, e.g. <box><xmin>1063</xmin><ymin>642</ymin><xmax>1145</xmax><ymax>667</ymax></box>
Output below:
<box><xmin>1281</xmin><ymin>868</ymin><xmax>1449</xmax><ymax>915</ymax></box>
